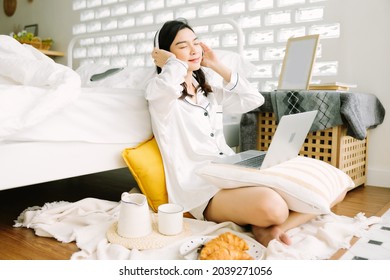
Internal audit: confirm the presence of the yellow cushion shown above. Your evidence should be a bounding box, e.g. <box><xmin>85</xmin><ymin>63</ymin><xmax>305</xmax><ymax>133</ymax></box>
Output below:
<box><xmin>122</xmin><ymin>137</ymin><xmax>168</xmax><ymax>212</ymax></box>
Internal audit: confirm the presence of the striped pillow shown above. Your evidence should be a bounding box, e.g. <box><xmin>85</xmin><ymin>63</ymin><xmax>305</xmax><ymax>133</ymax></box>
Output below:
<box><xmin>198</xmin><ymin>156</ymin><xmax>355</xmax><ymax>214</ymax></box>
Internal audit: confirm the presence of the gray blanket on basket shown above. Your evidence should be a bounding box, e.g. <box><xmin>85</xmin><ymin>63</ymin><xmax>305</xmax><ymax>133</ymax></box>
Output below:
<box><xmin>240</xmin><ymin>91</ymin><xmax>385</xmax><ymax>151</ymax></box>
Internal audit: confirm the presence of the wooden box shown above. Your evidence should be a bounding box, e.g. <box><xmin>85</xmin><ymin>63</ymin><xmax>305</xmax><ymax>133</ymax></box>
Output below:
<box><xmin>257</xmin><ymin>112</ymin><xmax>368</xmax><ymax>187</ymax></box>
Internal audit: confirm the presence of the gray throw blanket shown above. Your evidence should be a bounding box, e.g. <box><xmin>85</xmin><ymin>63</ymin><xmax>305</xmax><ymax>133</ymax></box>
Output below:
<box><xmin>240</xmin><ymin>91</ymin><xmax>385</xmax><ymax>151</ymax></box>
<box><xmin>270</xmin><ymin>90</ymin><xmax>343</xmax><ymax>132</ymax></box>
<box><xmin>340</xmin><ymin>92</ymin><xmax>386</xmax><ymax>140</ymax></box>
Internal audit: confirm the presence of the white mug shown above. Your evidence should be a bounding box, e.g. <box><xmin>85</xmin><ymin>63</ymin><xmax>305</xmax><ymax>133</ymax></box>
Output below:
<box><xmin>158</xmin><ymin>203</ymin><xmax>184</xmax><ymax>236</ymax></box>
<box><xmin>117</xmin><ymin>192</ymin><xmax>152</xmax><ymax>238</ymax></box>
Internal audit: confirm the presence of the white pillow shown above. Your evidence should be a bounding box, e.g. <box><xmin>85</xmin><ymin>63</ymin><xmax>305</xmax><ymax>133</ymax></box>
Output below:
<box><xmin>76</xmin><ymin>63</ymin><xmax>113</xmax><ymax>86</ymax></box>
<box><xmin>76</xmin><ymin>64</ymin><xmax>155</xmax><ymax>89</ymax></box>
<box><xmin>197</xmin><ymin>156</ymin><xmax>355</xmax><ymax>214</ymax></box>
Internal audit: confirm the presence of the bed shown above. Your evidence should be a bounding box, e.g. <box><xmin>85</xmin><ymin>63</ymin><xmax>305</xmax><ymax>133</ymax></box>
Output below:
<box><xmin>0</xmin><ymin>18</ymin><xmax>245</xmax><ymax>191</ymax></box>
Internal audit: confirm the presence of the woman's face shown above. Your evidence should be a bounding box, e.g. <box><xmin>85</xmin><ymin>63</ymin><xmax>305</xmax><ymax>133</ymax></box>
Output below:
<box><xmin>169</xmin><ymin>28</ymin><xmax>202</xmax><ymax>72</ymax></box>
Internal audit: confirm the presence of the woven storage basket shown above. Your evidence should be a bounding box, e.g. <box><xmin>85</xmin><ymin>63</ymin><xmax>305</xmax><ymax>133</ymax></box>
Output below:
<box><xmin>257</xmin><ymin>112</ymin><xmax>367</xmax><ymax>187</ymax></box>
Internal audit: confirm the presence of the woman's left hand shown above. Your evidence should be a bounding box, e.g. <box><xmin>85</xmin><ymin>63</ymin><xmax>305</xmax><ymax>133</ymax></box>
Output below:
<box><xmin>200</xmin><ymin>42</ymin><xmax>219</xmax><ymax>69</ymax></box>
<box><xmin>200</xmin><ymin>42</ymin><xmax>232</xmax><ymax>83</ymax></box>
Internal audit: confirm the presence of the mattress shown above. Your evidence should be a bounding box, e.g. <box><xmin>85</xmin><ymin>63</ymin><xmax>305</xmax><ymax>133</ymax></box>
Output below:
<box><xmin>5</xmin><ymin>87</ymin><xmax>153</xmax><ymax>145</ymax></box>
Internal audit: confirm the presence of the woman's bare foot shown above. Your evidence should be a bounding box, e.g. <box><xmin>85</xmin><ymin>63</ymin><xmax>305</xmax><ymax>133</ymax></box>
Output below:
<box><xmin>252</xmin><ymin>225</ymin><xmax>292</xmax><ymax>247</ymax></box>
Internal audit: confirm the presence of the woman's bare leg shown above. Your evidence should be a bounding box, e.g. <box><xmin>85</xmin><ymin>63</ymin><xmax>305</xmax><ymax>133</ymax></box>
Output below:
<box><xmin>204</xmin><ymin>186</ymin><xmax>289</xmax><ymax>226</ymax></box>
<box><xmin>251</xmin><ymin>211</ymin><xmax>315</xmax><ymax>246</ymax></box>
<box><xmin>204</xmin><ymin>186</ymin><xmax>291</xmax><ymax>246</ymax></box>
<box><xmin>252</xmin><ymin>189</ymin><xmax>348</xmax><ymax>246</ymax></box>
<box><xmin>204</xmin><ymin>187</ymin><xmax>348</xmax><ymax>247</ymax></box>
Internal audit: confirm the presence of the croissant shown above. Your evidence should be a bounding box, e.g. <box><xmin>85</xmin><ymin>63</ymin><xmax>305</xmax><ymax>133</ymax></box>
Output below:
<box><xmin>215</xmin><ymin>232</ymin><xmax>249</xmax><ymax>251</ymax></box>
<box><xmin>199</xmin><ymin>232</ymin><xmax>254</xmax><ymax>260</ymax></box>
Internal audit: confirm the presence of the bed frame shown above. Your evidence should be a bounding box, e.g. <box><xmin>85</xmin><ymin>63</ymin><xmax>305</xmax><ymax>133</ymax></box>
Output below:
<box><xmin>0</xmin><ymin>142</ymin><xmax>131</xmax><ymax>190</ymax></box>
<box><xmin>0</xmin><ymin>18</ymin><xmax>244</xmax><ymax>191</ymax></box>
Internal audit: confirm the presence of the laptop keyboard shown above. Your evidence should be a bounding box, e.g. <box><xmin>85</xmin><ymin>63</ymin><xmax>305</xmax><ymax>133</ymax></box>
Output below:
<box><xmin>233</xmin><ymin>154</ymin><xmax>266</xmax><ymax>168</ymax></box>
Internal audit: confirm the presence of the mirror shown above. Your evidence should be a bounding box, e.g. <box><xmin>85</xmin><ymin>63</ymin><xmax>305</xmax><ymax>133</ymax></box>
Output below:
<box><xmin>277</xmin><ymin>34</ymin><xmax>319</xmax><ymax>90</ymax></box>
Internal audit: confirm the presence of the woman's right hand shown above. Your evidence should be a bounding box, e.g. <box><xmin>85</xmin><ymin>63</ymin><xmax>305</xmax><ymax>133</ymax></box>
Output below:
<box><xmin>151</xmin><ymin>48</ymin><xmax>175</xmax><ymax>68</ymax></box>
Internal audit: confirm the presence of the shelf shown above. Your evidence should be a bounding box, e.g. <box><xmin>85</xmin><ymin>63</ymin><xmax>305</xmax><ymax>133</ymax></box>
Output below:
<box><xmin>39</xmin><ymin>49</ymin><xmax>65</xmax><ymax>57</ymax></box>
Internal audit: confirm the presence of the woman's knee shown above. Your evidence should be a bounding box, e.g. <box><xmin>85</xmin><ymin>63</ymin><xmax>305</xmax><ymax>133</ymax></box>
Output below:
<box><xmin>204</xmin><ymin>186</ymin><xmax>289</xmax><ymax>226</ymax></box>
<box><xmin>248</xmin><ymin>189</ymin><xmax>289</xmax><ymax>226</ymax></box>
<box><xmin>259</xmin><ymin>197</ymin><xmax>289</xmax><ymax>225</ymax></box>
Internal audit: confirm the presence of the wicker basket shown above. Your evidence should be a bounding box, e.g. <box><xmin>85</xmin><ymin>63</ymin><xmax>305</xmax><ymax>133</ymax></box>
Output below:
<box><xmin>257</xmin><ymin>112</ymin><xmax>368</xmax><ymax>187</ymax></box>
<box><xmin>18</xmin><ymin>37</ymin><xmax>42</xmax><ymax>49</ymax></box>
<box><xmin>41</xmin><ymin>41</ymin><xmax>53</xmax><ymax>50</ymax></box>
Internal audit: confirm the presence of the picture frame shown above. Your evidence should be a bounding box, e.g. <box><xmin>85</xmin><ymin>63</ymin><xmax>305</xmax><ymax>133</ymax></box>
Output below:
<box><xmin>277</xmin><ymin>34</ymin><xmax>319</xmax><ymax>90</ymax></box>
<box><xmin>24</xmin><ymin>24</ymin><xmax>38</xmax><ymax>36</ymax></box>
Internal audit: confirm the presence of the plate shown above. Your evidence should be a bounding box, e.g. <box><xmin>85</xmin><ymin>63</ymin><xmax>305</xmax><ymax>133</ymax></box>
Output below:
<box><xmin>179</xmin><ymin>235</ymin><xmax>265</xmax><ymax>260</ymax></box>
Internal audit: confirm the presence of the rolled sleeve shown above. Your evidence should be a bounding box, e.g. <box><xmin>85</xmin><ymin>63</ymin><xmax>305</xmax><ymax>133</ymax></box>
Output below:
<box><xmin>147</xmin><ymin>57</ymin><xmax>188</xmax><ymax>99</ymax></box>
<box><xmin>166</xmin><ymin>56</ymin><xmax>188</xmax><ymax>70</ymax></box>
<box><xmin>223</xmin><ymin>72</ymin><xmax>239</xmax><ymax>91</ymax></box>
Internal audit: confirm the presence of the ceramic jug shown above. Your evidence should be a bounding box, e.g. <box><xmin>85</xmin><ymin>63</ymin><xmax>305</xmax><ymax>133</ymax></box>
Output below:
<box><xmin>117</xmin><ymin>192</ymin><xmax>152</xmax><ymax>238</ymax></box>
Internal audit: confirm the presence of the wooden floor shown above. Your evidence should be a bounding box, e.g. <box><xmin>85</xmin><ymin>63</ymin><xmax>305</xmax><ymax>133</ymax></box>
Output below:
<box><xmin>0</xmin><ymin>168</ymin><xmax>389</xmax><ymax>260</ymax></box>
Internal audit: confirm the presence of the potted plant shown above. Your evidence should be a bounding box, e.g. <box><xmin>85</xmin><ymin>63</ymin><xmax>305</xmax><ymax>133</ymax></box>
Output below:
<box><xmin>11</xmin><ymin>30</ymin><xmax>41</xmax><ymax>49</ymax></box>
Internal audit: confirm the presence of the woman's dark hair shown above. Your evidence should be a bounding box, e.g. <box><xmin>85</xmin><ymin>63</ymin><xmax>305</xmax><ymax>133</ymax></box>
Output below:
<box><xmin>154</xmin><ymin>18</ymin><xmax>212</xmax><ymax>98</ymax></box>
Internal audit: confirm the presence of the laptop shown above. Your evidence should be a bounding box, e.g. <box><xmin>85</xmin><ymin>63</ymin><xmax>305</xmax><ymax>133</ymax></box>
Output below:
<box><xmin>213</xmin><ymin>110</ymin><xmax>318</xmax><ymax>170</ymax></box>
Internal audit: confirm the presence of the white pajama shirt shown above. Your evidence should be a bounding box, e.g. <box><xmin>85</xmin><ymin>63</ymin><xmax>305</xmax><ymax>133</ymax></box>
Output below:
<box><xmin>145</xmin><ymin>57</ymin><xmax>264</xmax><ymax>218</ymax></box>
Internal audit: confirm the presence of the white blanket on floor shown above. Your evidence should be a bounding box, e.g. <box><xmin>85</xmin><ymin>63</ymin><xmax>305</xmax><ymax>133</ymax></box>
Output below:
<box><xmin>14</xmin><ymin>197</ymin><xmax>381</xmax><ymax>260</ymax></box>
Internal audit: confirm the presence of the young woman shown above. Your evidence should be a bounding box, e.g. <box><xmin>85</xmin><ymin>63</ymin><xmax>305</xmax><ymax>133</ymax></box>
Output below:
<box><xmin>145</xmin><ymin>19</ymin><xmax>345</xmax><ymax>247</ymax></box>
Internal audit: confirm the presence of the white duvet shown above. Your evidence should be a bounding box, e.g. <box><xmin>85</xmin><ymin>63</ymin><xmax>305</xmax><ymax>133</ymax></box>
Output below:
<box><xmin>0</xmin><ymin>35</ymin><xmax>152</xmax><ymax>145</ymax></box>
<box><xmin>0</xmin><ymin>35</ymin><xmax>81</xmax><ymax>138</ymax></box>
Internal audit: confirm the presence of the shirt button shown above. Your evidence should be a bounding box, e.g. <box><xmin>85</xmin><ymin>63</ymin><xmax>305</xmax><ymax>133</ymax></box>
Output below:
<box><xmin>204</xmin><ymin>112</ymin><xmax>208</xmax><ymax>116</ymax></box>
<box><xmin>210</xmin><ymin>133</ymin><xmax>214</xmax><ymax>137</ymax></box>
<box><xmin>219</xmin><ymin>152</ymin><xmax>223</xmax><ymax>155</ymax></box>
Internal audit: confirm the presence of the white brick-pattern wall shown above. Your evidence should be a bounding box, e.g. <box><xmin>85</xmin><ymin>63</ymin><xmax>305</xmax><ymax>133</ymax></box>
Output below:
<box><xmin>71</xmin><ymin>0</ymin><xmax>339</xmax><ymax>91</ymax></box>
